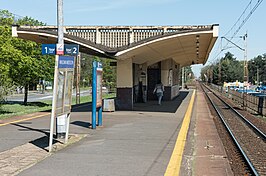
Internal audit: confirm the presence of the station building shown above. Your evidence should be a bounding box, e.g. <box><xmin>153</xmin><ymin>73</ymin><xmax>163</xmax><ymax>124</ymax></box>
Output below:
<box><xmin>12</xmin><ymin>24</ymin><xmax>219</xmax><ymax>110</ymax></box>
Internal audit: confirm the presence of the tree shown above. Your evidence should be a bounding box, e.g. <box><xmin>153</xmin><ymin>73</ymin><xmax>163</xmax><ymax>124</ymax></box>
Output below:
<box><xmin>17</xmin><ymin>16</ymin><xmax>45</xmax><ymax>26</ymax></box>
<box><xmin>200</xmin><ymin>65</ymin><xmax>210</xmax><ymax>82</ymax></box>
<box><xmin>0</xmin><ymin>10</ymin><xmax>14</xmax><ymax>26</ymax></box>
<box><xmin>0</xmin><ymin>10</ymin><xmax>53</xmax><ymax>104</ymax></box>
<box><xmin>200</xmin><ymin>65</ymin><xmax>213</xmax><ymax>83</ymax></box>
<box><xmin>219</xmin><ymin>52</ymin><xmax>243</xmax><ymax>82</ymax></box>
<box><xmin>80</xmin><ymin>53</ymin><xmax>116</xmax><ymax>90</ymax></box>
<box><xmin>183</xmin><ymin>66</ymin><xmax>194</xmax><ymax>82</ymax></box>
<box><xmin>248</xmin><ymin>54</ymin><xmax>266</xmax><ymax>85</ymax></box>
<box><xmin>0</xmin><ymin>14</ymin><xmax>16</xmax><ymax>101</ymax></box>
<box><xmin>101</xmin><ymin>58</ymin><xmax>116</xmax><ymax>90</ymax></box>
<box><xmin>201</xmin><ymin>52</ymin><xmax>244</xmax><ymax>84</ymax></box>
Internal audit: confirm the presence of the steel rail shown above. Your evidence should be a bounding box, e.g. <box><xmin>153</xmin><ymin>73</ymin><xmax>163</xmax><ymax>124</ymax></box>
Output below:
<box><xmin>205</xmin><ymin>84</ymin><xmax>266</xmax><ymax>141</ymax></box>
<box><xmin>201</xmin><ymin>83</ymin><xmax>259</xmax><ymax>176</ymax></box>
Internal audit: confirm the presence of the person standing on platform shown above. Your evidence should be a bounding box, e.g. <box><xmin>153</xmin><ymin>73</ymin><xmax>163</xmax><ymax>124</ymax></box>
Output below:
<box><xmin>153</xmin><ymin>80</ymin><xmax>164</xmax><ymax>105</ymax></box>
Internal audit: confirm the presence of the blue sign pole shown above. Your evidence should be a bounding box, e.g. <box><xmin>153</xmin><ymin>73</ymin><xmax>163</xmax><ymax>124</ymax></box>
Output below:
<box><xmin>92</xmin><ymin>61</ymin><xmax>97</xmax><ymax>129</ymax></box>
<box><xmin>97</xmin><ymin>106</ymin><xmax>102</xmax><ymax>126</ymax></box>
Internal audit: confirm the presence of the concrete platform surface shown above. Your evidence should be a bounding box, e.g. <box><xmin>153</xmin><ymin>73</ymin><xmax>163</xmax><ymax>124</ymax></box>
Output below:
<box><xmin>180</xmin><ymin>89</ymin><xmax>233</xmax><ymax>176</ymax></box>
<box><xmin>0</xmin><ymin>91</ymin><xmax>190</xmax><ymax>176</ymax></box>
<box><xmin>0</xmin><ymin>89</ymin><xmax>234</xmax><ymax>176</ymax></box>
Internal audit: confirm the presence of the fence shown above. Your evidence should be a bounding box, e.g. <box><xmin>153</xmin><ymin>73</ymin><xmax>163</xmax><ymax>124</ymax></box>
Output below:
<box><xmin>209</xmin><ymin>84</ymin><xmax>266</xmax><ymax>117</ymax></box>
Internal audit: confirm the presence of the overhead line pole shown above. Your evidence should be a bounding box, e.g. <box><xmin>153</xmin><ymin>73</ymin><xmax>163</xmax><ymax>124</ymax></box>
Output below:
<box><xmin>243</xmin><ymin>33</ymin><xmax>248</xmax><ymax>84</ymax></box>
<box><xmin>242</xmin><ymin>33</ymin><xmax>248</xmax><ymax>110</ymax></box>
<box><xmin>221</xmin><ymin>35</ymin><xmax>248</xmax><ymax>84</ymax></box>
<box><xmin>222</xmin><ymin>34</ymin><xmax>248</xmax><ymax>110</ymax></box>
<box><xmin>212</xmin><ymin>0</ymin><xmax>263</xmax><ymax>64</ymax></box>
<box><xmin>221</xmin><ymin>37</ymin><xmax>244</xmax><ymax>51</ymax></box>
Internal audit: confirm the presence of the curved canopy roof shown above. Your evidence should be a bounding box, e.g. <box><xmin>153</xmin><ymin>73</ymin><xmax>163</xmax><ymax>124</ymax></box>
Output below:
<box><xmin>12</xmin><ymin>25</ymin><xmax>218</xmax><ymax>67</ymax></box>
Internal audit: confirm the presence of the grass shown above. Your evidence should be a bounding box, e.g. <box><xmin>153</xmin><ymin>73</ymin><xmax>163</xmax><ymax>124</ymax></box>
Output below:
<box><xmin>0</xmin><ymin>102</ymin><xmax>51</xmax><ymax>120</ymax></box>
<box><xmin>0</xmin><ymin>93</ymin><xmax>116</xmax><ymax>120</ymax></box>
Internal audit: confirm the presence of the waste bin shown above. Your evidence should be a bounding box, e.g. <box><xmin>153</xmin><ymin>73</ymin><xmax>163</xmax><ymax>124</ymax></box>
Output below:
<box><xmin>103</xmin><ymin>99</ymin><xmax>115</xmax><ymax>112</ymax></box>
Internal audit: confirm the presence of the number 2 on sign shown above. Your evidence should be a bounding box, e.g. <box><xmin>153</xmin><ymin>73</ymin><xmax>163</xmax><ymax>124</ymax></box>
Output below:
<box><xmin>73</xmin><ymin>47</ymin><xmax>77</xmax><ymax>54</ymax></box>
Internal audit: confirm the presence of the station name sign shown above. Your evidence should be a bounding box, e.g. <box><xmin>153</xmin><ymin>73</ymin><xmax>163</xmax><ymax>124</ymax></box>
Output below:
<box><xmin>58</xmin><ymin>56</ymin><xmax>75</xmax><ymax>69</ymax></box>
<box><xmin>42</xmin><ymin>44</ymin><xmax>79</xmax><ymax>56</ymax></box>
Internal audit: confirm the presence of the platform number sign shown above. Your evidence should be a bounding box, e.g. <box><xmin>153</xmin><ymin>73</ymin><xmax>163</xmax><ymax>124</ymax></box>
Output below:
<box><xmin>42</xmin><ymin>44</ymin><xmax>56</xmax><ymax>55</ymax></box>
<box><xmin>42</xmin><ymin>44</ymin><xmax>79</xmax><ymax>56</ymax></box>
<box><xmin>64</xmin><ymin>44</ymin><xmax>79</xmax><ymax>56</ymax></box>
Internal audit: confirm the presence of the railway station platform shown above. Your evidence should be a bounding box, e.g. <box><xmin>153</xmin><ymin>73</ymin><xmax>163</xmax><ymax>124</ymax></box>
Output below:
<box><xmin>0</xmin><ymin>88</ymin><xmax>233</xmax><ymax>176</ymax></box>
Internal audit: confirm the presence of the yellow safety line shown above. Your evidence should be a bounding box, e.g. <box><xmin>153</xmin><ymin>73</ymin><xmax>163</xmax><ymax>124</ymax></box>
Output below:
<box><xmin>0</xmin><ymin>113</ymin><xmax>50</xmax><ymax>127</ymax></box>
<box><xmin>164</xmin><ymin>90</ymin><xmax>196</xmax><ymax>176</ymax></box>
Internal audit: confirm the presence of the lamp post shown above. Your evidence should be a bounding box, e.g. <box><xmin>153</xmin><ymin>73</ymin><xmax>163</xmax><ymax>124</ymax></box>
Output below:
<box><xmin>257</xmin><ymin>67</ymin><xmax>259</xmax><ymax>86</ymax></box>
<box><xmin>252</xmin><ymin>61</ymin><xmax>259</xmax><ymax>86</ymax></box>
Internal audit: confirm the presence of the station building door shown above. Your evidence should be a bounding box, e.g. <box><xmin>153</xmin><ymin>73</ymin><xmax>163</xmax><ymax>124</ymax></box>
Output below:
<box><xmin>147</xmin><ymin>62</ymin><xmax>161</xmax><ymax>101</ymax></box>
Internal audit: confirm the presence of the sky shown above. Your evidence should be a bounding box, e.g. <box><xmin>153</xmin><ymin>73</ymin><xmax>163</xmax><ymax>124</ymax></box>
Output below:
<box><xmin>1</xmin><ymin>0</ymin><xmax>266</xmax><ymax>77</ymax></box>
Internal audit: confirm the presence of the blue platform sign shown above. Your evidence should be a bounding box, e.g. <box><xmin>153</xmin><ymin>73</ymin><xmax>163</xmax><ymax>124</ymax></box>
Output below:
<box><xmin>42</xmin><ymin>44</ymin><xmax>56</xmax><ymax>55</ymax></box>
<box><xmin>58</xmin><ymin>56</ymin><xmax>75</xmax><ymax>69</ymax></box>
<box><xmin>92</xmin><ymin>61</ymin><xmax>103</xmax><ymax>129</ymax></box>
<box><xmin>64</xmin><ymin>44</ymin><xmax>79</xmax><ymax>56</ymax></box>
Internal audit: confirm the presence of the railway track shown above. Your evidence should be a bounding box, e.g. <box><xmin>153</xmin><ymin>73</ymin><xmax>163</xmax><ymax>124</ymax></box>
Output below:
<box><xmin>200</xmin><ymin>83</ymin><xmax>266</xmax><ymax>175</ymax></box>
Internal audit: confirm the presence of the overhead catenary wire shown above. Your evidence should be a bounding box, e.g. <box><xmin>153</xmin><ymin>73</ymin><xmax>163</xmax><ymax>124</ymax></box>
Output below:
<box><xmin>225</xmin><ymin>0</ymin><xmax>263</xmax><ymax>39</ymax></box>
<box><xmin>0</xmin><ymin>9</ymin><xmax>24</xmax><ymax>22</ymax></box>
<box><xmin>208</xmin><ymin>0</ymin><xmax>264</xmax><ymax>64</ymax></box>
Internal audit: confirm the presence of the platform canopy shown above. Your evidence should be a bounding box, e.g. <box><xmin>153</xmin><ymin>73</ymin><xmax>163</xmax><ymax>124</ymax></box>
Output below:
<box><xmin>12</xmin><ymin>24</ymin><xmax>219</xmax><ymax>67</ymax></box>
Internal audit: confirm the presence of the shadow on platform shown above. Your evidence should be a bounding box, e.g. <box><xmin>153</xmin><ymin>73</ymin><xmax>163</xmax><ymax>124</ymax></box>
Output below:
<box><xmin>71</xmin><ymin>121</ymin><xmax>91</xmax><ymax>128</ymax></box>
<box><xmin>30</xmin><ymin>136</ymin><xmax>63</xmax><ymax>152</ymax></box>
<box><xmin>133</xmin><ymin>91</ymin><xmax>189</xmax><ymax>113</ymax></box>
<box><xmin>71</xmin><ymin>91</ymin><xmax>189</xmax><ymax>113</ymax></box>
<box><xmin>71</xmin><ymin>102</ymin><xmax>92</xmax><ymax>112</ymax></box>
<box><xmin>11</xmin><ymin>123</ymin><xmax>62</xmax><ymax>151</ymax></box>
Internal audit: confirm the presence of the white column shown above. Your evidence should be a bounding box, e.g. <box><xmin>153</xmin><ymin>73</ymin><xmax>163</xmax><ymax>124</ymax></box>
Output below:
<box><xmin>161</xmin><ymin>59</ymin><xmax>172</xmax><ymax>86</ymax></box>
<box><xmin>117</xmin><ymin>59</ymin><xmax>133</xmax><ymax>88</ymax></box>
<box><xmin>129</xmin><ymin>28</ymin><xmax>134</xmax><ymax>44</ymax></box>
<box><xmin>96</xmin><ymin>28</ymin><xmax>101</xmax><ymax>44</ymax></box>
<box><xmin>182</xmin><ymin>67</ymin><xmax>185</xmax><ymax>89</ymax></box>
<box><xmin>116</xmin><ymin>58</ymin><xmax>133</xmax><ymax>110</ymax></box>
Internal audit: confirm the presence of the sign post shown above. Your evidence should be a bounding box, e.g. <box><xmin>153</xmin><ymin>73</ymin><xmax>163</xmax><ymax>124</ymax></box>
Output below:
<box><xmin>48</xmin><ymin>0</ymin><xmax>79</xmax><ymax>152</ymax></box>
<box><xmin>92</xmin><ymin>61</ymin><xmax>103</xmax><ymax>129</ymax></box>
<box><xmin>49</xmin><ymin>0</ymin><xmax>64</xmax><ymax>152</ymax></box>
<box><xmin>42</xmin><ymin>1</ymin><xmax>80</xmax><ymax>152</ymax></box>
